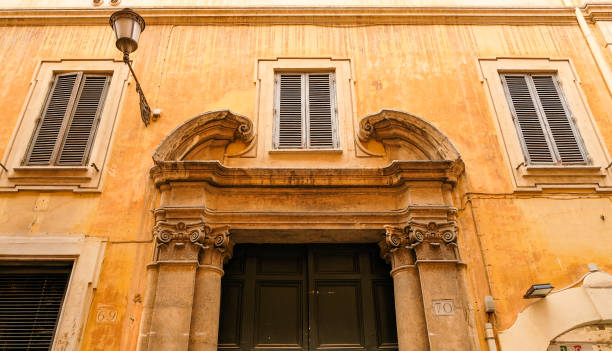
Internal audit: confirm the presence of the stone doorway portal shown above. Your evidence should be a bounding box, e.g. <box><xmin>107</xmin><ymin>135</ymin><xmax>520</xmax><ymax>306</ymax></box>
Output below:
<box><xmin>218</xmin><ymin>244</ymin><xmax>398</xmax><ymax>351</ymax></box>
<box><xmin>139</xmin><ymin>109</ymin><xmax>475</xmax><ymax>351</ymax></box>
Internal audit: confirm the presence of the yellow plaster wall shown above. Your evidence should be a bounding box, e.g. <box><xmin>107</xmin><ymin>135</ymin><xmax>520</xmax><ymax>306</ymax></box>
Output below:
<box><xmin>0</xmin><ymin>18</ymin><xmax>610</xmax><ymax>350</ymax></box>
<box><xmin>471</xmin><ymin>196</ymin><xmax>612</xmax><ymax>329</ymax></box>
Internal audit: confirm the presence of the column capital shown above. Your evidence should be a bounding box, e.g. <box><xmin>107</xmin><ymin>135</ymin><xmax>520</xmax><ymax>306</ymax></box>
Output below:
<box><xmin>379</xmin><ymin>221</ymin><xmax>458</xmax><ymax>267</ymax></box>
<box><xmin>379</xmin><ymin>225</ymin><xmax>415</xmax><ymax>269</ymax></box>
<box><xmin>409</xmin><ymin>220</ymin><xmax>458</xmax><ymax>261</ymax></box>
<box><xmin>153</xmin><ymin>221</ymin><xmax>234</xmax><ymax>266</ymax></box>
<box><xmin>199</xmin><ymin>225</ymin><xmax>235</xmax><ymax>270</ymax></box>
<box><xmin>408</xmin><ymin>221</ymin><xmax>457</xmax><ymax>245</ymax></box>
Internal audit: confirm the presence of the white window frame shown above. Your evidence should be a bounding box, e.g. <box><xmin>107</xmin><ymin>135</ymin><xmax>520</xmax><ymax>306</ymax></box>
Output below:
<box><xmin>478</xmin><ymin>57</ymin><xmax>612</xmax><ymax>191</ymax></box>
<box><xmin>254</xmin><ymin>58</ymin><xmax>355</xmax><ymax>161</ymax></box>
<box><xmin>0</xmin><ymin>59</ymin><xmax>129</xmax><ymax>192</ymax></box>
<box><xmin>0</xmin><ymin>235</ymin><xmax>106</xmax><ymax>351</ymax></box>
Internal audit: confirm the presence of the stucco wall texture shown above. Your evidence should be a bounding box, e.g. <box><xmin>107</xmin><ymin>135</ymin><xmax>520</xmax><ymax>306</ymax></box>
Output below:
<box><xmin>0</xmin><ymin>2</ymin><xmax>611</xmax><ymax>350</ymax></box>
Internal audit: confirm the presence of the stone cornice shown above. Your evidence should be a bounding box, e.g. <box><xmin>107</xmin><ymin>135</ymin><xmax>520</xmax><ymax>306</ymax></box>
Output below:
<box><xmin>0</xmin><ymin>7</ymin><xmax>579</xmax><ymax>26</ymax></box>
<box><xmin>583</xmin><ymin>3</ymin><xmax>612</xmax><ymax>22</ymax></box>
<box><xmin>150</xmin><ymin>159</ymin><xmax>465</xmax><ymax>188</ymax></box>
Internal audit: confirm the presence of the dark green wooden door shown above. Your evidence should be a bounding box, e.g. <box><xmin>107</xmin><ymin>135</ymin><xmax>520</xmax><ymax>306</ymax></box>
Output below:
<box><xmin>218</xmin><ymin>244</ymin><xmax>398</xmax><ymax>351</ymax></box>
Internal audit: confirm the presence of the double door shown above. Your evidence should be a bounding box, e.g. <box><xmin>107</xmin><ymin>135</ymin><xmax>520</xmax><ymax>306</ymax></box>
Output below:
<box><xmin>218</xmin><ymin>244</ymin><xmax>398</xmax><ymax>351</ymax></box>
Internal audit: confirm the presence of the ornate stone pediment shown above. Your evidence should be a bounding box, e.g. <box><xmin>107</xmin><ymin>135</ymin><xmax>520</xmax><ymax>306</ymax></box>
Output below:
<box><xmin>152</xmin><ymin>110</ymin><xmax>254</xmax><ymax>163</ymax></box>
<box><xmin>149</xmin><ymin>108</ymin><xmax>465</xmax><ymax>233</ymax></box>
<box><xmin>359</xmin><ymin>109</ymin><xmax>461</xmax><ymax>161</ymax></box>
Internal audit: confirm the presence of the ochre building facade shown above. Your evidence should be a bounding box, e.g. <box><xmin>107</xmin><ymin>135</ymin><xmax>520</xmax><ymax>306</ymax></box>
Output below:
<box><xmin>0</xmin><ymin>1</ymin><xmax>612</xmax><ymax>350</ymax></box>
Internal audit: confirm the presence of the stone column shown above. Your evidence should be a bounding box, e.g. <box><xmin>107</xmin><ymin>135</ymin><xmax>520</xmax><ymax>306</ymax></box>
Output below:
<box><xmin>137</xmin><ymin>222</ymin><xmax>233</xmax><ymax>351</ymax></box>
<box><xmin>189</xmin><ymin>225</ymin><xmax>234</xmax><ymax>351</ymax></box>
<box><xmin>409</xmin><ymin>221</ymin><xmax>472</xmax><ymax>351</ymax></box>
<box><xmin>379</xmin><ymin>226</ymin><xmax>429</xmax><ymax>351</ymax></box>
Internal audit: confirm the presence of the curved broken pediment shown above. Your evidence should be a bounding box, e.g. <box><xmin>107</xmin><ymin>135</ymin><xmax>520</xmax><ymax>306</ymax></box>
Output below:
<box><xmin>153</xmin><ymin>110</ymin><xmax>254</xmax><ymax>163</ymax></box>
<box><xmin>359</xmin><ymin>109</ymin><xmax>460</xmax><ymax>161</ymax></box>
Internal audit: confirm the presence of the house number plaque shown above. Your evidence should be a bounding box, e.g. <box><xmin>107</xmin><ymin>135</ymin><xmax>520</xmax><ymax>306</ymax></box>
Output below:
<box><xmin>432</xmin><ymin>300</ymin><xmax>455</xmax><ymax>316</ymax></box>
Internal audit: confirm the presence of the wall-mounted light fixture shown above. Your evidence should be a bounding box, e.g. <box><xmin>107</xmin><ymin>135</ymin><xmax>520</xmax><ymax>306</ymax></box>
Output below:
<box><xmin>523</xmin><ymin>283</ymin><xmax>554</xmax><ymax>299</ymax></box>
<box><xmin>109</xmin><ymin>8</ymin><xmax>152</xmax><ymax>126</ymax></box>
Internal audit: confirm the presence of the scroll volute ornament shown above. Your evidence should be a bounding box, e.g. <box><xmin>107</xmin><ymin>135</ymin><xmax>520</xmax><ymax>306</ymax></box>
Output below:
<box><xmin>409</xmin><ymin>221</ymin><xmax>458</xmax><ymax>261</ymax></box>
<box><xmin>153</xmin><ymin>221</ymin><xmax>234</xmax><ymax>265</ymax></box>
<box><xmin>379</xmin><ymin>225</ymin><xmax>415</xmax><ymax>269</ymax></box>
<box><xmin>200</xmin><ymin>225</ymin><xmax>234</xmax><ymax>268</ymax></box>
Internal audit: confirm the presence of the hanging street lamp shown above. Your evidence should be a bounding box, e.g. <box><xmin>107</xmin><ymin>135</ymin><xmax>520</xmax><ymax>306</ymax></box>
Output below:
<box><xmin>109</xmin><ymin>8</ymin><xmax>152</xmax><ymax>126</ymax></box>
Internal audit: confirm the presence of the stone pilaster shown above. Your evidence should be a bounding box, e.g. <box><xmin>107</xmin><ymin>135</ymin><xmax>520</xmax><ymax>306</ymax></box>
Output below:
<box><xmin>408</xmin><ymin>221</ymin><xmax>471</xmax><ymax>351</ymax></box>
<box><xmin>138</xmin><ymin>221</ymin><xmax>233</xmax><ymax>351</ymax></box>
<box><xmin>380</xmin><ymin>221</ymin><xmax>472</xmax><ymax>351</ymax></box>
<box><xmin>379</xmin><ymin>225</ymin><xmax>429</xmax><ymax>351</ymax></box>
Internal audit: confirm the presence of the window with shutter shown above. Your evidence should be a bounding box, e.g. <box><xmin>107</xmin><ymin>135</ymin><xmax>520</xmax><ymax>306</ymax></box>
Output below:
<box><xmin>25</xmin><ymin>72</ymin><xmax>110</xmax><ymax>166</ymax></box>
<box><xmin>274</xmin><ymin>72</ymin><xmax>338</xmax><ymax>149</ymax></box>
<box><xmin>0</xmin><ymin>262</ymin><xmax>72</xmax><ymax>350</ymax></box>
<box><xmin>501</xmin><ymin>73</ymin><xmax>587</xmax><ymax>165</ymax></box>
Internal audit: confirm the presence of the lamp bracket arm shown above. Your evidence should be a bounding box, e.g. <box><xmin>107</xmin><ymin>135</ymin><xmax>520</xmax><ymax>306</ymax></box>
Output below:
<box><xmin>124</xmin><ymin>53</ymin><xmax>152</xmax><ymax>126</ymax></box>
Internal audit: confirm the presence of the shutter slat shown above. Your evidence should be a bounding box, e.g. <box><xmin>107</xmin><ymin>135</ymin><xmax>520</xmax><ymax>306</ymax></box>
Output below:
<box><xmin>503</xmin><ymin>75</ymin><xmax>555</xmax><ymax>163</ymax></box>
<box><xmin>58</xmin><ymin>75</ymin><xmax>109</xmax><ymax>165</ymax></box>
<box><xmin>0</xmin><ymin>268</ymin><xmax>70</xmax><ymax>350</ymax></box>
<box><xmin>531</xmin><ymin>76</ymin><xmax>586</xmax><ymax>163</ymax></box>
<box><xmin>26</xmin><ymin>74</ymin><xmax>79</xmax><ymax>165</ymax></box>
<box><xmin>278</xmin><ymin>74</ymin><xmax>303</xmax><ymax>148</ymax></box>
<box><xmin>307</xmin><ymin>74</ymin><xmax>334</xmax><ymax>148</ymax></box>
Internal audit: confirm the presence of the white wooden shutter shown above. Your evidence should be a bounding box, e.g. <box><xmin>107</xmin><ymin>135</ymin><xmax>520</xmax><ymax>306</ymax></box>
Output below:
<box><xmin>307</xmin><ymin>74</ymin><xmax>336</xmax><ymax>148</ymax></box>
<box><xmin>26</xmin><ymin>73</ymin><xmax>81</xmax><ymax>165</ymax></box>
<box><xmin>58</xmin><ymin>74</ymin><xmax>109</xmax><ymax>165</ymax></box>
<box><xmin>531</xmin><ymin>75</ymin><xmax>586</xmax><ymax>164</ymax></box>
<box><xmin>277</xmin><ymin>74</ymin><xmax>304</xmax><ymax>148</ymax></box>
<box><xmin>502</xmin><ymin>74</ymin><xmax>586</xmax><ymax>164</ymax></box>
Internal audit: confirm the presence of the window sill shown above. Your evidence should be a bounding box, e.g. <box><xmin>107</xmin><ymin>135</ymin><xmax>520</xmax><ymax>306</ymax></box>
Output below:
<box><xmin>13</xmin><ymin>166</ymin><xmax>90</xmax><ymax>172</ymax></box>
<box><xmin>269</xmin><ymin>149</ymin><xmax>343</xmax><ymax>155</ymax></box>
<box><xmin>5</xmin><ymin>166</ymin><xmax>94</xmax><ymax>184</ymax></box>
<box><xmin>521</xmin><ymin>165</ymin><xmax>605</xmax><ymax>177</ymax></box>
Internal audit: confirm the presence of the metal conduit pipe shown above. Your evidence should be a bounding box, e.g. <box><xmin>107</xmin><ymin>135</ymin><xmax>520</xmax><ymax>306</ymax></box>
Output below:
<box><xmin>485</xmin><ymin>323</ymin><xmax>498</xmax><ymax>351</ymax></box>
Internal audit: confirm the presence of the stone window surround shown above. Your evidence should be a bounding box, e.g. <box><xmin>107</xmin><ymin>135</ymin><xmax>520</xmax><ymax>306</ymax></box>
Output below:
<box><xmin>0</xmin><ymin>59</ymin><xmax>130</xmax><ymax>193</ymax></box>
<box><xmin>0</xmin><ymin>234</ymin><xmax>107</xmax><ymax>351</ymax></box>
<box><xmin>478</xmin><ymin>57</ymin><xmax>612</xmax><ymax>192</ymax></box>
<box><xmin>256</xmin><ymin>57</ymin><xmax>354</xmax><ymax>155</ymax></box>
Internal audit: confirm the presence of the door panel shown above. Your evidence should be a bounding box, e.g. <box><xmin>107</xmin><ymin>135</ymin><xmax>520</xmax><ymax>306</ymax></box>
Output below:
<box><xmin>218</xmin><ymin>281</ymin><xmax>243</xmax><ymax>348</ymax></box>
<box><xmin>372</xmin><ymin>281</ymin><xmax>398</xmax><ymax>348</ymax></box>
<box><xmin>313</xmin><ymin>252</ymin><xmax>360</xmax><ymax>274</ymax></box>
<box><xmin>255</xmin><ymin>281</ymin><xmax>304</xmax><ymax>348</ymax></box>
<box><xmin>312</xmin><ymin>281</ymin><xmax>364</xmax><ymax>348</ymax></box>
<box><xmin>218</xmin><ymin>244</ymin><xmax>397</xmax><ymax>351</ymax></box>
<box><xmin>257</xmin><ymin>254</ymin><xmax>303</xmax><ymax>275</ymax></box>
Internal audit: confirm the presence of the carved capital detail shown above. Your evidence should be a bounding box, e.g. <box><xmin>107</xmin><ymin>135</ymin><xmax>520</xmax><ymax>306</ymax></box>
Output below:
<box><xmin>202</xmin><ymin>225</ymin><xmax>235</xmax><ymax>266</ymax></box>
<box><xmin>154</xmin><ymin>221</ymin><xmax>208</xmax><ymax>246</ymax></box>
<box><xmin>379</xmin><ymin>221</ymin><xmax>458</xmax><ymax>268</ymax></box>
<box><xmin>379</xmin><ymin>225</ymin><xmax>414</xmax><ymax>268</ymax></box>
<box><xmin>153</xmin><ymin>221</ymin><xmax>234</xmax><ymax>264</ymax></box>
<box><xmin>408</xmin><ymin>221</ymin><xmax>457</xmax><ymax>245</ymax></box>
